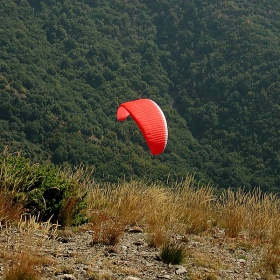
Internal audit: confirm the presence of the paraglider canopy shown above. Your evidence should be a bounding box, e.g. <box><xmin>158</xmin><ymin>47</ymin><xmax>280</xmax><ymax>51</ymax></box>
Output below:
<box><xmin>116</xmin><ymin>99</ymin><xmax>168</xmax><ymax>155</ymax></box>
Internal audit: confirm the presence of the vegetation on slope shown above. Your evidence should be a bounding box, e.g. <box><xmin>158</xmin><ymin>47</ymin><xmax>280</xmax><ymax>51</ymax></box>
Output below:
<box><xmin>1</xmin><ymin>0</ymin><xmax>280</xmax><ymax>191</ymax></box>
<box><xmin>0</xmin><ymin>152</ymin><xmax>279</xmax><ymax>279</ymax></box>
<box><xmin>0</xmin><ymin>149</ymin><xmax>87</xmax><ymax>226</ymax></box>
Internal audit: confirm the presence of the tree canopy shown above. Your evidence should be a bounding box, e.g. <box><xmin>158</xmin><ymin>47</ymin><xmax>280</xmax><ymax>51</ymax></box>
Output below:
<box><xmin>1</xmin><ymin>0</ymin><xmax>280</xmax><ymax>192</ymax></box>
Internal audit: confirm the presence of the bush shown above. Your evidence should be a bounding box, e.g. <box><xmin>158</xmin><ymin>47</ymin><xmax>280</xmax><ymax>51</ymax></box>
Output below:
<box><xmin>0</xmin><ymin>150</ymin><xmax>87</xmax><ymax>226</ymax></box>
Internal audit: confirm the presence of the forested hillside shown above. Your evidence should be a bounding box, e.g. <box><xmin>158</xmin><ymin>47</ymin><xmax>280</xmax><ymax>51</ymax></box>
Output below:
<box><xmin>1</xmin><ymin>0</ymin><xmax>280</xmax><ymax>192</ymax></box>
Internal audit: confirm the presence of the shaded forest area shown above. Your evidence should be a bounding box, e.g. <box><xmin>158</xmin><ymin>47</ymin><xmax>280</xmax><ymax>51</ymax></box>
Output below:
<box><xmin>1</xmin><ymin>0</ymin><xmax>280</xmax><ymax>192</ymax></box>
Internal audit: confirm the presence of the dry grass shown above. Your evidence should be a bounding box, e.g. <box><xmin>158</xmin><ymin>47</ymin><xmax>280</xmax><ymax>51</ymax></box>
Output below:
<box><xmin>189</xmin><ymin>271</ymin><xmax>219</xmax><ymax>280</ymax></box>
<box><xmin>0</xmin><ymin>213</ymin><xmax>59</xmax><ymax>280</ymax></box>
<box><xmin>59</xmin><ymin>195</ymin><xmax>81</xmax><ymax>227</ymax></box>
<box><xmin>86</xmin><ymin>270</ymin><xmax>114</xmax><ymax>280</ymax></box>
<box><xmin>87</xmin><ymin>176</ymin><xmax>216</xmax><ymax>237</ymax></box>
<box><xmin>2</xmin><ymin>249</ymin><xmax>56</xmax><ymax>279</ymax></box>
<box><xmin>147</xmin><ymin>227</ymin><xmax>169</xmax><ymax>247</ymax></box>
<box><xmin>260</xmin><ymin>245</ymin><xmax>280</xmax><ymax>275</ymax></box>
<box><xmin>189</xmin><ymin>248</ymin><xmax>221</xmax><ymax>269</ymax></box>
<box><xmin>89</xmin><ymin>212</ymin><xmax>125</xmax><ymax>246</ymax></box>
<box><xmin>87</xmin><ymin>180</ymin><xmax>159</xmax><ymax>225</ymax></box>
<box><xmin>170</xmin><ymin>179</ymin><xmax>216</xmax><ymax>234</ymax></box>
<box><xmin>61</xmin><ymin>163</ymin><xmax>95</xmax><ymax>192</ymax></box>
<box><xmin>4</xmin><ymin>252</ymin><xmax>40</xmax><ymax>280</ymax></box>
<box><xmin>0</xmin><ymin>191</ymin><xmax>25</xmax><ymax>224</ymax></box>
<box><xmin>84</xmin><ymin>177</ymin><xmax>280</xmax><ymax>277</ymax></box>
<box><xmin>214</xmin><ymin>188</ymin><xmax>248</xmax><ymax>238</ymax></box>
<box><xmin>1</xmin><ymin>159</ymin><xmax>280</xmax><ymax>278</ymax></box>
<box><xmin>215</xmin><ymin>188</ymin><xmax>280</xmax><ymax>243</ymax></box>
<box><xmin>17</xmin><ymin>213</ymin><xmax>59</xmax><ymax>238</ymax></box>
<box><xmin>86</xmin><ymin>177</ymin><xmax>280</xmax><ymax>246</ymax></box>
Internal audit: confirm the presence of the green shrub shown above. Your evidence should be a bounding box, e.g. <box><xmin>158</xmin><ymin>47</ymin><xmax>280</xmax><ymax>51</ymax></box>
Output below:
<box><xmin>0</xmin><ymin>150</ymin><xmax>87</xmax><ymax>226</ymax></box>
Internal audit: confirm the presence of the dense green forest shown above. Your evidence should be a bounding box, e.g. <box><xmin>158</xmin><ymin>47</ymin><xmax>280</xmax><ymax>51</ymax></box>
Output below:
<box><xmin>1</xmin><ymin>0</ymin><xmax>280</xmax><ymax>192</ymax></box>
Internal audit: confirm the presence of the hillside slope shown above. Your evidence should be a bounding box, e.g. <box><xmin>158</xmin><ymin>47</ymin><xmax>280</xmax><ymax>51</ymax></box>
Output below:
<box><xmin>1</xmin><ymin>0</ymin><xmax>280</xmax><ymax>191</ymax></box>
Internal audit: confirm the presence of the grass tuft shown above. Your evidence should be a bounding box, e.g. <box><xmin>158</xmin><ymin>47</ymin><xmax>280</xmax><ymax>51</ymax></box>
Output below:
<box><xmin>160</xmin><ymin>240</ymin><xmax>186</xmax><ymax>265</ymax></box>
<box><xmin>261</xmin><ymin>245</ymin><xmax>280</xmax><ymax>275</ymax></box>
<box><xmin>90</xmin><ymin>212</ymin><xmax>125</xmax><ymax>246</ymax></box>
<box><xmin>0</xmin><ymin>191</ymin><xmax>25</xmax><ymax>224</ymax></box>
<box><xmin>4</xmin><ymin>252</ymin><xmax>40</xmax><ymax>280</ymax></box>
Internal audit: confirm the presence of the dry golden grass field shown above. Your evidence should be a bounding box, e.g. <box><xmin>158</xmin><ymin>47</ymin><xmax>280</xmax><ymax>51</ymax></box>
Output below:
<box><xmin>0</xmin><ymin>155</ymin><xmax>279</xmax><ymax>279</ymax></box>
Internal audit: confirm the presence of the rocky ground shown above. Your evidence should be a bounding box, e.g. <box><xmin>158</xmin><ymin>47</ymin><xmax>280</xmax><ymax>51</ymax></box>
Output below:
<box><xmin>0</xmin><ymin>224</ymin><xmax>279</xmax><ymax>280</ymax></box>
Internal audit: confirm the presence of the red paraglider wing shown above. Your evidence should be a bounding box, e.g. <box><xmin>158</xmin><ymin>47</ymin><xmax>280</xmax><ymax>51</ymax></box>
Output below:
<box><xmin>116</xmin><ymin>99</ymin><xmax>168</xmax><ymax>155</ymax></box>
<box><xmin>116</xmin><ymin>105</ymin><xmax>130</xmax><ymax>121</ymax></box>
